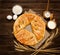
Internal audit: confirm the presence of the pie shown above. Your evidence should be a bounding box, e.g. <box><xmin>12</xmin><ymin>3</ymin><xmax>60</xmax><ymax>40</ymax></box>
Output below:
<box><xmin>13</xmin><ymin>13</ymin><xmax>46</xmax><ymax>46</ymax></box>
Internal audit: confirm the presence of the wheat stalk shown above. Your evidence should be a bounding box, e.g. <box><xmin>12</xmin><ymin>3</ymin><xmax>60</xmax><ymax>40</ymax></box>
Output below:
<box><xmin>14</xmin><ymin>40</ymin><xmax>28</xmax><ymax>50</ymax></box>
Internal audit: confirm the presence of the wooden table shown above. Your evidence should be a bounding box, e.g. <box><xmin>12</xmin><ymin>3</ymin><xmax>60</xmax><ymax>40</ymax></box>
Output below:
<box><xmin>0</xmin><ymin>0</ymin><xmax>60</xmax><ymax>55</ymax></box>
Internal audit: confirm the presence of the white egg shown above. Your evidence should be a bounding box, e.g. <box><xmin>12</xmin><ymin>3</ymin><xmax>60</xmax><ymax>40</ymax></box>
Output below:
<box><xmin>12</xmin><ymin>5</ymin><xmax>23</xmax><ymax>15</ymax></box>
<box><xmin>44</xmin><ymin>11</ymin><xmax>50</xmax><ymax>18</ymax></box>
<box><xmin>7</xmin><ymin>15</ymin><xmax>12</xmax><ymax>20</ymax></box>
<box><xmin>47</xmin><ymin>21</ymin><xmax>56</xmax><ymax>29</ymax></box>
<box><xmin>13</xmin><ymin>15</ymin><xmax>17</xmax><ymax>20</ymax></box>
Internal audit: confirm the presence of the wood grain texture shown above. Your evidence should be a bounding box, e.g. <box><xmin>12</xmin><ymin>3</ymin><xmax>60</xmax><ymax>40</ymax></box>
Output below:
<box><xmin>0</xmin><ymin>0</ymin><xmax>60</xmax><ymax>55</ymax></box>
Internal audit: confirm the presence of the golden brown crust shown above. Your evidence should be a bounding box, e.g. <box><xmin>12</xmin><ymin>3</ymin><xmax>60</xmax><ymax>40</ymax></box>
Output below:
<box><xmin>15</xmin><ymin>29</ymin><xmax>38</xmax><ymax>45</ymax></box>
<box><xmin>13</xmin><ymin>13</ymin><xmax>46</xmax><ymax>46</ymax></box>
<box><xmin>31</xmin><ymin>16</ymin><xmax>45</xmax><ymax>41</ymax></box>
<box><xmin>13</xmin><ymin>13</ymin><xmax>36</xmax><ymax>35</ymax></box>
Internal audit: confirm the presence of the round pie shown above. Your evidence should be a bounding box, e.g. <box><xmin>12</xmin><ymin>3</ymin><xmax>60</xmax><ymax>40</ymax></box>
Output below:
<box><xmin>13</xmin><ymin>13</ymin><xmax>46</xmax><ymax>46</ymax></box>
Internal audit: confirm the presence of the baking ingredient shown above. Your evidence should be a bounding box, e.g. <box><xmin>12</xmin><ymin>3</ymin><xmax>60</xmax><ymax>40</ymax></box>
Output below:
<box><xmin>13</xmin><ymin>15</ymin><xmax>17</xmax><ymax>20</ymax></box>
<box><xmin>12</xmin><ymin>5</ymin><xmax>23</xmax><ymax>15</ymax></box>
<box><xmin>47</xmin><ymin>21</ymin><xmax>56</xmax><ymax>29</ymax></box>
<box><xmin>7</xmin><ymin>15</ymin><xmax>12</xmax><ymax>20</ymax></box>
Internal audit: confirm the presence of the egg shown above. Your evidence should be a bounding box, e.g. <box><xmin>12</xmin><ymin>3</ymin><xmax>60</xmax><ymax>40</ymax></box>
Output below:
<box><xmin>43</xmin><ymin>11</ymin><xmax>51</xmax><ymax>18</ymax></box>
<box><xmin>47</xmin><ymin>21</ymin><xmax>56</xmax><ymax>29</ymax></box>
<box><xmin>12</xmin><ymin>5</ymin><xmax>23</xmax><ymax>15</ymax></box>
<box><xmin>13</xmin><ymin>15</ymin><xmax>17</xmax><ymax>20</ymax></box>
<box><xmin>7</xmin><ymin>15</ymin><xmax>12</xmax><ymax>20</ymax></box>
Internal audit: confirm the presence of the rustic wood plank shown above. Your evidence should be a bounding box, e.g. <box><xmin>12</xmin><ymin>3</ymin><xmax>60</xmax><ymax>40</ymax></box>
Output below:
<box><xmin>0</xmin><ymin>51</ymin><xmax>32</xmax><ymax>55</ymax></box>
<box><xmin>0</xmin><ymin>23</ymin><xmax>13</xmax><ymax>35</ymax></box>
<box><xmin>0</xmin><ymin>0</ymin><xmax>60</xmax><ymax>3</ymax></box>
<box><xmin>0</xmin><ymin>3</ymin><xmax>60</xmax><ymax>9</ymax></box>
